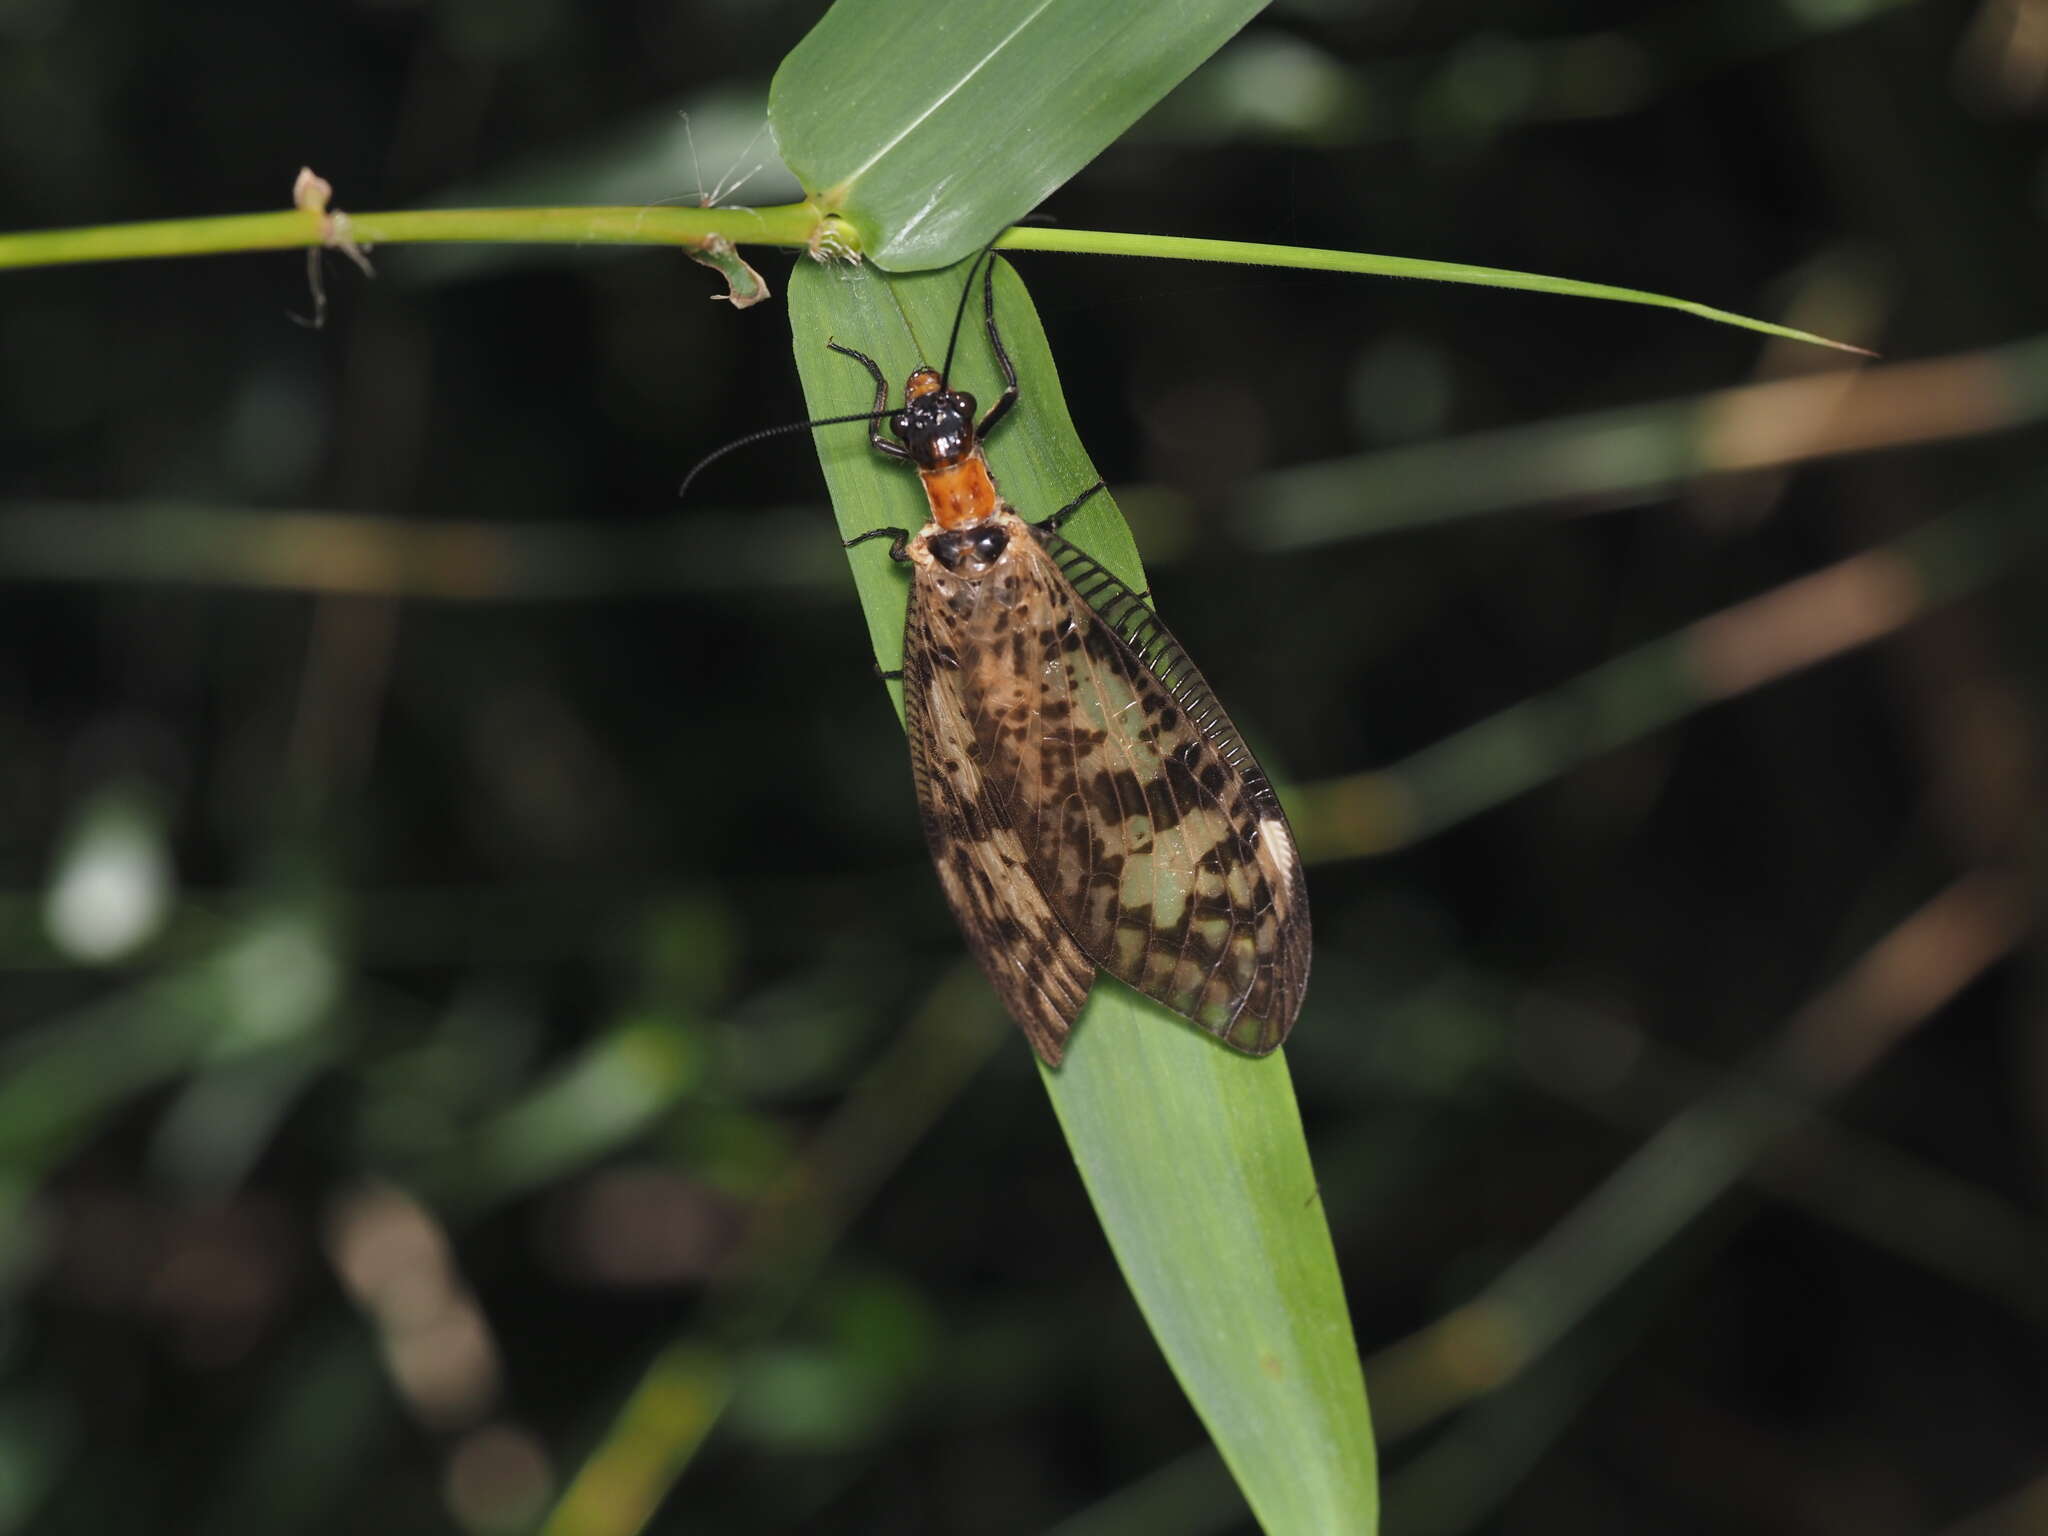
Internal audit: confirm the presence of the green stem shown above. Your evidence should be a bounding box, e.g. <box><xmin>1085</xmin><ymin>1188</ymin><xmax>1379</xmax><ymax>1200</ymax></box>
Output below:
<box><xmin>0</xmin><ymin>203</ymin><xmax>823</xmax><ymax>270</ymax></box>
<box><xmin>0</xmin><ymin>200</ymin><xmax>1859</xmax><ymax>353</ymax></box>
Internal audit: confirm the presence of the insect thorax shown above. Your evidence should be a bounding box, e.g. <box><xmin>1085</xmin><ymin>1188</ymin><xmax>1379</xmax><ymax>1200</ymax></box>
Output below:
<box><xmin>915</xmin><ymin>510</ymin><xmax>1032</xmax><ymax>619</ymax></box>
<box><xmin>924</xmin><ymin>520</ymin><xmax>1010</xmax><ymax>575</ymax></box>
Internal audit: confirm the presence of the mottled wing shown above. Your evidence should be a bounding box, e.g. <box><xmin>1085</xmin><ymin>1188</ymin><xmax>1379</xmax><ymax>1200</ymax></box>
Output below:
<box><xmin>963</xmin><ymin>522</ymin><xmax>1311</xmax><ymax>1054</ymax></box>
<box><xmin>902</xmin><ymin>566</ymin><xmax>1098</xmax><ymax>1065</ymax></box>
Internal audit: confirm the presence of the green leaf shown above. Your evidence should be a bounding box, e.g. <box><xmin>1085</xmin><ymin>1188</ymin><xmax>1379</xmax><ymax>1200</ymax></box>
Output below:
<box><xmin>788</xmin><ymin>256</ymin><xmax>1378</xmax><ymax>1533</ymax></box>
<box><xmin>771</xmin><ymin>0</ymin><xmax>1266</xmax><ymax>269</ymax></box>
<box><xmin>997</xmin><ymin>227</ymin><xmax>1874</xmax><ymax>355</ymax></box>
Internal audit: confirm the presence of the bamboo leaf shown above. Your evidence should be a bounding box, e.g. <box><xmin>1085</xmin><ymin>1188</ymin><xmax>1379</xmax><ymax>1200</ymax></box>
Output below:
<box><xmin>770</xmin><ymin>0</ymin><xmax>1266</xmax><ymax>269</ymax></box>
<box><xmin>787</xmin><ymin>257</ymin><xmax>1378</xmax><ymax>1533</ymax></box>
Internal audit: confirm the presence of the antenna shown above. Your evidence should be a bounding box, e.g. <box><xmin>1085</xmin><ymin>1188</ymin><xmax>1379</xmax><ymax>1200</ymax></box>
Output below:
<box><xmin>937</xmin><ymin>234</ymin><xmax>1007</xmax><ymax>387</ymax></box>
<box><xmin>678</xmin><ymin>407</ymin><xmax>891</xmax><ymax>501</ymax></box>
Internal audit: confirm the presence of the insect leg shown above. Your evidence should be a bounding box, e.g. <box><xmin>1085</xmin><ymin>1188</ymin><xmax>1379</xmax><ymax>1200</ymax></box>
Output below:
<box><xmin>974</xmin><ymin>256</ymin><xmax>1021</xmax><ymax>439</ymax></box>
<box><xmin>826</xmin><ymin>340</ymin><xmax>911</xmax><ymax>460</ymax></box>
<box><xmin>1034</xmin><ymin>479</ymin><xmax>1108</xmax><ymax>531</ymax></box>
<box><xmin>843</xmin><ymin>526</ymin><xmax>914</xmax><ymax>563</ymax></box>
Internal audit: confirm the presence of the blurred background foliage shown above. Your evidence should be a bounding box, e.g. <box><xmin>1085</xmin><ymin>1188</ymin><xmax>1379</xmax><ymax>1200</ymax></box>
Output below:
<box><xmin>2</xmin><ymin>0</ymin><xmax>2046</xmax><ymax>1532</ymax></box>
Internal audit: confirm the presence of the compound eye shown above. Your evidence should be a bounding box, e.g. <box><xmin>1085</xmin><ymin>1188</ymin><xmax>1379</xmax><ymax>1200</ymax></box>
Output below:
<box><xmin>955</xmin><ymin>392</ymin><xmax>977</xmax><ymax>419</ymax></box>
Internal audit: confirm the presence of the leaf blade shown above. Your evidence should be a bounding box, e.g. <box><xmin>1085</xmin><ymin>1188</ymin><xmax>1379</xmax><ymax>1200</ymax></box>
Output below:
<box><xmin>787</xmin><ymin>257</ymin><xmax>1378</xmax><ymax>1533</ymax></box>
<box><xmin>1048</xmin><ymin>1002</ymin><xmax>1377</xmax><ymax>1533</ymax></box>
<box><xmin>771</xmin><ymin>0</ymin><xmax>1267</xmax><ymax>269</ymax></box>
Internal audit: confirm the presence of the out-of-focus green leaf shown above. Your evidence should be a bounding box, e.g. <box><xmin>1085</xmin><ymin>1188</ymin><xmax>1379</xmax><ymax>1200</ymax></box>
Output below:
<box><xmin>43</xmin><ymin>783</ymin><xmax>172</xmax><ymax>962</ymax></box>
<box><xmin>770</xmin><ymin>0</ymin><xmax>1266</xmax><ymax>269</ymax></box>
<box><xmin>431</xmin><ymin>1015</ymin><xmax>704</xmax><ymax>1208</ymax></box>
<box><xmin>788</xmin><ymin>256</ymin><xmax>1378</xmax><ymax>1533</ymax></box>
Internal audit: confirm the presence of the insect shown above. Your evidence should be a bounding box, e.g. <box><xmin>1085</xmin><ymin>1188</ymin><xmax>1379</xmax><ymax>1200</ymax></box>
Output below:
<box><xmin>832</xmin><ymin>256</ymin><xmax>1311</xmax><ymax>1066</ymax></box>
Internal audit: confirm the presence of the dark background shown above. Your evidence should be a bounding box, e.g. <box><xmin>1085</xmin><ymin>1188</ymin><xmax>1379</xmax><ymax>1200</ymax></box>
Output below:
<box><xmin>3</xmin><ymin>1</ymin><xmax>2045</xmax><ymax>1531</ymax></box>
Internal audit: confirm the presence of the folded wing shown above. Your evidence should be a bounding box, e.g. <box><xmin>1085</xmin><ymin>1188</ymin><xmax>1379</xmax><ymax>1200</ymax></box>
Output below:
<box><xmin>948</xmin><ymin>524</ymin><xmax>1311</xmax><ymax>1054</ymax></box>
<box><xmin>901</xmin><ymin>575</ymin><xmax>1098</xmax><ymax>1065</ymax></box>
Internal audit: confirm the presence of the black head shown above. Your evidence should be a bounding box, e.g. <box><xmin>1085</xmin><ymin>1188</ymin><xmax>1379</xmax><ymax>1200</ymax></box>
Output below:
<box><xmin>891</xmin><ymin>368</ymin><xmax>979</xmax><ymax>469</ymax></box>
